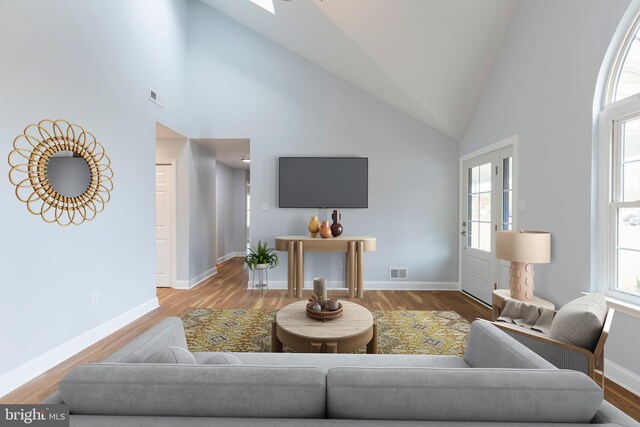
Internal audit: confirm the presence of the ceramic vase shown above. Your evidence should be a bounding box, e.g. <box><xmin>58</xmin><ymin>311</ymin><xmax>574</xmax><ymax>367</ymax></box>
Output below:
<box><xmin>307</xmin><ymin>216</ymin><xmax>321</xmax><ymax>238</ymax></box>
<box><xmin>331</xmin><ymin>209</ymin><xmax>343</xmax><ymax>237</ymax></box>
<box><xmin>320</xmin><ymin>220</ymin><xmax>332</xmax><ymax>238</ymax></box>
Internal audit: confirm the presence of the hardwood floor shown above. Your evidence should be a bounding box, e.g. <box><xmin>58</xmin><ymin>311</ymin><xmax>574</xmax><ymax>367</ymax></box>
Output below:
<box><xmin>2</xmin><ymin>257</ymin><xmax>639</xmax><ymax>421</ymax></box>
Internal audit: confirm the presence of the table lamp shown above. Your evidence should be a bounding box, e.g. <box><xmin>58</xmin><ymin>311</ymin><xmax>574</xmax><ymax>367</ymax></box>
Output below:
<box><xmin>495</xmin><ymin>230</ymin><xmax>551</xmax><ymax>300</ymax></box>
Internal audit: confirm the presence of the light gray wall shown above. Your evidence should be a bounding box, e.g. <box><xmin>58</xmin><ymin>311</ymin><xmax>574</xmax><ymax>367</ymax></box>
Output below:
<box><xmin>186</xmin><ymin>2</ymin><xmax>460</xmax><ymax>286</ymax></box>
<box><xmin>0</xmin><ymin>0</ymin><xmax>189</xmax><ymax>379</ymax></box>
<box><xmin>188</xmin><ymin>141</ymin><xmax>217</xmax><ymax>279</ymax></box>
<box><xmin>156</xmin><ymin>137</ymin><xmax>190</xmax><ymax>282</ymax></box>
<box><xmin>216</xmin><ymin>163</ymin><xmax>248</xmax><ymax>259</ymax></box>
<box><xmin>460</xmin><ymin>0</ymin><xmax>639</xmax><ymax>378</ymax></box>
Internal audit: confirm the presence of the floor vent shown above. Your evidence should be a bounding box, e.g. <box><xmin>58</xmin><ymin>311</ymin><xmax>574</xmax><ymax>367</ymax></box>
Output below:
<box><xmin>389</xmin><ymin>267</ymin><xmax>408</xmax><ymax>280</ymax></box>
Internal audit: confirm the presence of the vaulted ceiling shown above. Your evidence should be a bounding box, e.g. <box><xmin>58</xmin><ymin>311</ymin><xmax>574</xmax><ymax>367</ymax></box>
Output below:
<box><xmin>199</xmin><ymin>0</ymin><xmax>517</xmax><ymax>140</ymax></box>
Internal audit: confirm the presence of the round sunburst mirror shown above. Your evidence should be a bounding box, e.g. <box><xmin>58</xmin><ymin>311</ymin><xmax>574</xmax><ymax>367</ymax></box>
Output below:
<box><xmin>7</xmin><ymin>119</ymin><xmax>114</xmax><ymax>226</ymax></box>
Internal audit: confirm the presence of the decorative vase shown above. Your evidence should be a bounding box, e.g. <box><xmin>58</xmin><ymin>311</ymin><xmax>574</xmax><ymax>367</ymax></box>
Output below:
<box><xmin>312</xmin><ymin>302</ymin><xmax>322</xmax><ymax>312</ymax></box>
<box><xmin>307</xmin><ymin>216</ymin><xmax>321</xmax><ymax>238</ymax></box>
<box><xmin>320</xmin><ymin>220</ymin><xmax>332</xmax><ymax>238</ymax></box>
<box><xmin>331</xmin><ymin>209</ymin><xmax>343</xmax><ymax>237</ymax></box>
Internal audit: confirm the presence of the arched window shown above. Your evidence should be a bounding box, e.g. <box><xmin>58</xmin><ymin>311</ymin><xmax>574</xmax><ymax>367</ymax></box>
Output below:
<box><xmin>599</xmin><ymin>13</ymin><xmax>640</xmax><ymax>304</ymax></box>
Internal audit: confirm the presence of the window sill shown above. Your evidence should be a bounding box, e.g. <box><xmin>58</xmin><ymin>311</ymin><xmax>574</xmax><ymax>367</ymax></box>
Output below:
<box><xmin>605</xmin><ymin>296</ymin><xmax>640</xmax><ymax>319</ymax></box>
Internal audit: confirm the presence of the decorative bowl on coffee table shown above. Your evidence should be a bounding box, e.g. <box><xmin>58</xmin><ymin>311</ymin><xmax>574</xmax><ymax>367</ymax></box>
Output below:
<box><xmin>306</xmin><ymin>302</ymin><xmax>343</xmax><ymax>321</ymax></box>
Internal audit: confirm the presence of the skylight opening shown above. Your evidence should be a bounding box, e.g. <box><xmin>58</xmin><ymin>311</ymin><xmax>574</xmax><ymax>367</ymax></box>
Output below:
<box><xmin>249</xmin><ymin>0</ymin><xmax>275</xmax><ymax>14</ymax></box>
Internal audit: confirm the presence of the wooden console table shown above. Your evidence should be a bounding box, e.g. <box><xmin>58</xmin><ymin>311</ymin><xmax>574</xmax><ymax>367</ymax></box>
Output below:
<box><xmin>274</xmin><ymin>236</ymin><xmax>376</xmax><ymax>298</ymax></box>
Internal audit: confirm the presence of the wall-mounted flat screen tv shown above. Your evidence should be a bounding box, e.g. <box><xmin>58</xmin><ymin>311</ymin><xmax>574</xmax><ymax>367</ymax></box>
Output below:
<box><xmin>279</xmin><ymin>157</ymin><xmax>368</xmax><ymax>208</ymax></box>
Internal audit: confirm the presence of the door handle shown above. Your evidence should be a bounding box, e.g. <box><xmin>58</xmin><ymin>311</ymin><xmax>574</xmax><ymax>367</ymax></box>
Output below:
<box><xmin>460</xmin><ymin>231</ymin><xmax>466</xmax><ymax>236</ymax></box>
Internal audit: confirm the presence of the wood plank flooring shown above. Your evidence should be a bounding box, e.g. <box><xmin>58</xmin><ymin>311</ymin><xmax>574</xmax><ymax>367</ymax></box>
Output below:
<box><xmin>2</xmin><ymin>258</ymin><xmax>638</xmax><ymax>421</ymax></box>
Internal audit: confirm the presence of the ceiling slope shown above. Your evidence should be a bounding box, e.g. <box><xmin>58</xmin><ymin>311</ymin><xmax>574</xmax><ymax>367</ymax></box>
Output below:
<box><xmin>199</xmin><ymin>0</ymin><xmax>517</xmax><ymax>140</ymax></box>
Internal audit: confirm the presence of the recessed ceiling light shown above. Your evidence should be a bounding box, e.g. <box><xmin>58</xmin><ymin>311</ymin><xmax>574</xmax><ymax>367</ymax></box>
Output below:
<box><xmin>242</xmin><ymin>157</ymin><xmax>251</xmax><ymax>163</ymax></box>
<box><xmin>249</xmin><ymin>0</ymin><xmax>275</xmax><ymax>14</ymax></box>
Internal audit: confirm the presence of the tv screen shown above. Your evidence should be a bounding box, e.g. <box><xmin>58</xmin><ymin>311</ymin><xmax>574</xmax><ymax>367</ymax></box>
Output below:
<box><xmin>279</xmin><ymin>157</ymin><xmax>368</xmax><ymax>208</ymax></box>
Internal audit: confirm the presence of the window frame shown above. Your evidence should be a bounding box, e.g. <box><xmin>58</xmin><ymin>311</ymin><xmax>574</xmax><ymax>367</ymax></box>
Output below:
<box><xmin>598</xmin><ymin>97</ymin><xmax>640</xmax><ymax>305</ymax></box>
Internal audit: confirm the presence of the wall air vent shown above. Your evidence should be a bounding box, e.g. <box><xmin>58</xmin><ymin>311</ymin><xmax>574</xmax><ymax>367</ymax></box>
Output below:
<box><xmin>389</xmin><ymin>267</ymin><xmax>408</xmax><ymax>280</ymax></box>
<box><xmin>149</xmin><ymin>89</ymin><xmax>164</xmax><ymax>107</ymax></box>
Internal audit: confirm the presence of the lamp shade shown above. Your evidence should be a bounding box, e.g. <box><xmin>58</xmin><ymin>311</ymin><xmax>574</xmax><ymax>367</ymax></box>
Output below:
<box><xmin>495</xmin><ymin>230</ymin><xmax>551</xmax><ymax>264</ymax></box>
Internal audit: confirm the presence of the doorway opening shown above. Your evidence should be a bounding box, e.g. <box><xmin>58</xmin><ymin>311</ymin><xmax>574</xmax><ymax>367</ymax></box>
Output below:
<box><xmin>155</xmin><ymin>123</ymin><xmax>187</xmax><ymax>288</ymax></box>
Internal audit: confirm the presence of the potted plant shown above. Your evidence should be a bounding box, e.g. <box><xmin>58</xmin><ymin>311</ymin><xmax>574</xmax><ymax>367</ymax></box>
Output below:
<box><xmin>244</xmin><ymin>240</ymin><xmax>279</xmax><ymax>271</ymax></box>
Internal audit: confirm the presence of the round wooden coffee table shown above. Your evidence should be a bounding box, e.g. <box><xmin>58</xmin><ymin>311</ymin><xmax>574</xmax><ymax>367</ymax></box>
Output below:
<box><xmin>272</xmin><ymin>300</ymin><xmax>377</xmax><ymax>353</ymax></box>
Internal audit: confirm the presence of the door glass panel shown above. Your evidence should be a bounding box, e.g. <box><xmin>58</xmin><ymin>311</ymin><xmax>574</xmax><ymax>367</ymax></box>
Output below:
<box><xmin>467</xmin><ymin>162</ymin><xmax>492</xmax><ymax>251</ymax></box>
<box><xmin>502</xmin><ymin>157</ymin><xmax>513</xmax><ymax>230</ymax></box>
<box><xmin>479</xmin><ymin>163</ymin><xmax>492</xmax><ymax>192</ymax></box>
<box><xmin>479</xmin><ymin>222</ymin><xmax>491</xmax><ymax>252</ymax></box>
<box><xmin>479</xmin><ymin>193</ymin><xmax>491</xmax><ymax>221</ymax></box>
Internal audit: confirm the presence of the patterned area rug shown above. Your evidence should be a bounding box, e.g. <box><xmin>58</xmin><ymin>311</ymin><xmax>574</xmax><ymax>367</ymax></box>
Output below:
<box><xmin>182</xmin><ymin>308</ymin><xmax>470</xmax><ymax>356</ymax></box>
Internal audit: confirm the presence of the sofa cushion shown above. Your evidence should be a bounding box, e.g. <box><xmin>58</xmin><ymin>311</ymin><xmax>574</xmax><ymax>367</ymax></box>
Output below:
<box><xmin>326</xmin><ymin>367</ymin><xmax>602</xmax><ymax>423</ymax></box>
<box><xmin>201</xmin><ymin>353</ymin><xmax>243</xmax><ymax>365</ymax></box>
<box><xmin>549</xmin><ymin>293</ymin><xmax>607</xmax><ymax>351</ymax></box>
<box><xmin>60</xmin><ymin>364</ymin><xmax>326</xmax><ymax>419</ymax></box>
<box><xmin>143</xmin><ymin>347</ymin><xmax>197</xmax><ymax>364</ymax></box>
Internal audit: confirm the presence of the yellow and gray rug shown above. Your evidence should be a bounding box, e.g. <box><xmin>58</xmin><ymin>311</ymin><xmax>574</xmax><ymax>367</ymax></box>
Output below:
<box><xmin>182</xmin><ymin>308</ymin><xmax>470</xmax><ymax>356</ymax></box>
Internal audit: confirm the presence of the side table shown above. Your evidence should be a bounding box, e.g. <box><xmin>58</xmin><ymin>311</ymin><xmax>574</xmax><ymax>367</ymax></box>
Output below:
<box><xmin>491</xmin><ymin>289</ymin><xmax>555</xmax><ymax>321</ymax></box>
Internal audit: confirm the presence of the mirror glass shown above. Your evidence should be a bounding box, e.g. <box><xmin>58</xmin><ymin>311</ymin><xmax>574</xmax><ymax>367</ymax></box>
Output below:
<box><xmin>46</xmin><ymin>150</ymin><xmax>91</xmax><ymax>198</ymax></box>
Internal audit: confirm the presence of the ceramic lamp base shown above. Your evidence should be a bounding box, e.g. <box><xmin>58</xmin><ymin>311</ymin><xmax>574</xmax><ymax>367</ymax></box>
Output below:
<box><xmin>509</xmin><ymin>261</ymin><xmax>535</xmax><ymax>300</ymax></box>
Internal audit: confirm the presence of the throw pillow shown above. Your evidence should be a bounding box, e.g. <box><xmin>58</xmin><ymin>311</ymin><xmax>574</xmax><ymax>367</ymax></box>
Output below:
<box><xmin>143</xmin><ymin>347</ymin><xmax>197</xmax><ymax>364</ymax></box>
<box><xmin>201</xmin><ymin>353</ymin><xmax>243</xmax><ymax>365</ymax></box>
<box><xmin>549</xmin><ymin>293</ymin><xmax>607</xmax><ymax>351</ymax></box>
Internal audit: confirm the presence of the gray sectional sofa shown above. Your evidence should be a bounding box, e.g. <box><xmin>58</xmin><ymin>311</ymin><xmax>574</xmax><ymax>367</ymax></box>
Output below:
<box><xmin>44</xmin><ymin>317</ymin><xmax>639</xmax><ymax>426</ymax></box>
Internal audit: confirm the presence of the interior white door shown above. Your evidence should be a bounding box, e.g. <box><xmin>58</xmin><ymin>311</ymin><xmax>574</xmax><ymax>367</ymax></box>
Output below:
<box><xmin>461</xmin><ymin>151</ymin><xmax>500</xmax><ymax>304</ymax></box>
<box><xmin>156</xmin><ymin>164</ymin><xmax>174</xmax><ymax>287</ymax></box>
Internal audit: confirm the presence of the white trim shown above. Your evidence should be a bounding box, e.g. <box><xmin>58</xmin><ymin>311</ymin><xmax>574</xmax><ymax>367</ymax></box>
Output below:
<box><xmin>605</xmin><ymin>358</ymin><xmax>640</xmax><ymax>397</ymax></box>
<box><xmin>0</xmin><ymin>297</ymin><xmax>159</xmax><ymax>398</ymax></box>
<box><xmin>459</xmin><ymin>135</ymin><xmax>519</xmax><ymax>162</ymax></box>
<box><xmin>217</xmin><ymin>252</ymin><xmax>246</xmax><ymax>264</ymax></box>
<box><xmin>174</xmin><ymin>267</ymin><xmax>218</xmax><ymax>289</ymax></box>
<box><xmin>258</xmin><ymin>281</ymin><xmax>460</xmax><ymax>291</ymax></box>
<box><xmin>605</xmin><ymin>296</ymin><xmax>640</xmax><ymax>319</ymax></box>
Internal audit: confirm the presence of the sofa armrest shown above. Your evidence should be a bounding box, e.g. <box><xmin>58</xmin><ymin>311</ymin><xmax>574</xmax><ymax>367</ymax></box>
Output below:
<box><xmin>102</xmin><ymin>317</ymin><xmax>188</xmax><ymax>363</ymax></box>
<box><xmin>464</xmin><ymin>319</ymin><xmax>556</xmax><ymax>369</ymax></box>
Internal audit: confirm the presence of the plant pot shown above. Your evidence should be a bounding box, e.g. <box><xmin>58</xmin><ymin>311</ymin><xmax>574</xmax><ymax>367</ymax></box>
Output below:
<box><xmin>255</xmin><ymin>264</ymin><xmax>269</xmax><ymax>270</ymax></box>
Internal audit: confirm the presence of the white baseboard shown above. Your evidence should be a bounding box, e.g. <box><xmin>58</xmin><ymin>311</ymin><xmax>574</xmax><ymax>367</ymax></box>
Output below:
<box><xmin>216</xmin><ymin>252</ymin><xmax>246</xmax><ymax>264</ymax></box>
<box><xmin>174</xmin><ymin>267</ymin><xmax>218</xmax><ymax>289</ymax></box>
<box><xmin>249</xmin><ymin>280</ymin><xmax>460</xmax><ymax>291</ymax></box>
<box><xmin>605</xmin><ymin>358</ymin><xmax>640</xmax><ymax>397</ymax></box>
<box><xmin>0</xmin><ymin>297</ymin><xmax>159</xmax><ymax>399</ymax></box>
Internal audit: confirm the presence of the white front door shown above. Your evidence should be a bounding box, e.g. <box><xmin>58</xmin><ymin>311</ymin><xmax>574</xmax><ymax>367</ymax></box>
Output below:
<box><xmin>461</xmin><ymin>152</ymin><xmax>499</xmax><ymax>304</ymax></box>
<box><xmin>461</xmin><ymin>146</ymin><xmax>515</xmax><ymax>304</ymax></box>
<box><xmin>156</xmin><ymin>164</ymin><xmax>175</xmax><ymax>287</ymax></box>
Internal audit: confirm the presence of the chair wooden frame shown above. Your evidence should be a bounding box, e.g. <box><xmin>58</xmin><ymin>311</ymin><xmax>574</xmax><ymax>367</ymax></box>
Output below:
<box><xmin>493</xmin><ymin>308</ymin><xmax>614</xmax><ymax>389</ymax></box>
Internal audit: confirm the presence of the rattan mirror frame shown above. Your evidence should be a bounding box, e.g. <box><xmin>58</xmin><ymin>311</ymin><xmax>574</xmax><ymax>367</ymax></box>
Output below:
<box><xmin>8</xmin><ymin>119</ymin><xmax>114</xmax><ymax>226</ymax></box>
